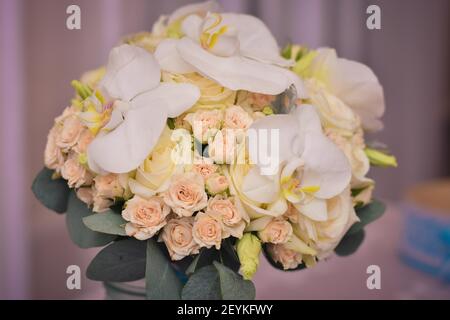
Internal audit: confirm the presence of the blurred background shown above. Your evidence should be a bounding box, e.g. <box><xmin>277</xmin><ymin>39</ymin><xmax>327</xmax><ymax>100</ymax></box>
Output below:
<box><xmin>0</xmin><ymin>0</ymin><xmax>449</xmax><ymax>299</ymax></box>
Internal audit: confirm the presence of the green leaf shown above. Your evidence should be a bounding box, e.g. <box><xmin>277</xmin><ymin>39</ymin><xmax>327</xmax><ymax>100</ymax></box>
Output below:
<box><xmin>262</xmin><ymin>244</ymin><xmax>306</xmax><ymax>271</ymax></box>
<box><xmin>83</xmin><ymin>210</ymin><xmax>127</xmax><ymax>236</ymax></box>
<box><xmin>145</xmin><ymin>239</ymin><xmax>182</xmax><ymax>300</ymax></box>
<box><xmin>31</xmin><ymin>167</ymin><xmax>70</xmax><ymax>213</ymax></box>
<box><xmin>213</xmin><ymin>261</ymin><xmax>255</xmax><ymax>300</ymax></box>
<box><xmin>185</xmin><ymin>247</ymin><xmax>220</xmax><ymax>276</ymax></box>
<box><xmin>334</xmin><ymin>229</ymin><xmax>366</xmax><ymax>256</ymax></box>
<box><xmin>182</xmin><ymin>265</ymin><xmax>221</xmax><ymax>300</ymax></box>
<box><xmin>87</xmin><ymin>238</ymin><xmax>147</xmax><ymax>282</ymax></box>
<box><xmin>220</xmin><ymin>238</ymin><xmax>240</xmax><ymax>273</ymax></box>
<box><xmin>166</xmin><ymin>118</ymin><xmax>175</xmax><ymax>130</ymax></box>
<box><xmin>347</xmin><ymin>200</ymin><xmax>386</xmax><ymax>235</ymax></box>
<box><xmin>66</xmin><ymin>191</ymin><xmax>116</xmax><ymax>248</ymax></box>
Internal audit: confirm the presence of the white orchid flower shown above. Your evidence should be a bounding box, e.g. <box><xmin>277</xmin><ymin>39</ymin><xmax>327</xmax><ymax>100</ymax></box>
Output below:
<box><xmin>155</xmin><ymin>8</ymin><xmax>306</xmax><ymax>96</ymax></box>
<box><xmin>86</xmin><ymin>44</ymin><xmax>200</xmax><ymax>174</ymax></box>
<box><xmin>244</xmin><ymin>104</ymin><xmax>351</xmax><ymax>221</ymax></box>
<box><xmin>303</xmin><ymin>48</ymin><xmax>385</xmax><ymax>131</ymax></box>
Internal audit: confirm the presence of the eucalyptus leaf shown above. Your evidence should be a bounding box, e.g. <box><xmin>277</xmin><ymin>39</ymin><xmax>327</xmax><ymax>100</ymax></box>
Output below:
<box><xmin>347</xmin><ymin>200</ymin><xmax>386</xmax><ymax>235</ymax></box>
<box><xmin>31</xmin><ymin>167</ymin><xmax>70</xmax><ymax>213</ymax></box>
<box><xmin>213</xmin><ymin>261</ymin><xmax>255</xmax><ymax>300</ymax></box>
<box><xmin>185</xmin><ymin>247</ymin><xmax>220</xmax><ymax>275</ymax></box>
<box><xmin>83</xmin><ymin>210</ymin><xmax>127</xmax><ymax>236</ymax></box>
<box><xmin>66</xmin><ymin>191</ymin><xmax>116</xmax><ymax>248</ymax></box>
<box><xmin>182</xmin><ymin>265</ymin><xmax>221</xmax><ymax>300</ymax></box>
<box><xmin>145</xmin><ymin>239</ymin><xmax>182</xmax><ymax>300</ymax></box>
<box><xmin>334</xmin><ymin>229</ymin><xmax>366</xmax><ymax>256</ymax></box>
<box><xmin>220</xmin><ymin>238</ymin><xmax>240</xmax><ymax>273</ymax></box>
<box><xmin>87</xmin><ymin>238</ymin><xmax>147</xmax><ymax>282</ymax></box>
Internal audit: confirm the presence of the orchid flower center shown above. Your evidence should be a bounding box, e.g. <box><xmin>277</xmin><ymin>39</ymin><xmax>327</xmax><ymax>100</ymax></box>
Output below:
<box><xmin>199</xmin><ymin>13</ymin><xmax>239</xmax><ymax>57</ymax></box>
<box><xmin>77</xmin><ymin>91</ymin><xmax>114</xmax><ymax>135</ymax></box>
<box><xmin>281</xmin><ymin>172</ymin><xmax>320</xmax><ymax>204</ymax></box>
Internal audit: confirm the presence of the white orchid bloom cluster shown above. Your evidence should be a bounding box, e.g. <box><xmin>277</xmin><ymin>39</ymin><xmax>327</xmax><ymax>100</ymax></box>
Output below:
<box><xmin>42</xmin><ymin>1</ymin><xmax>394</xmax><ymax>276</ymax></box>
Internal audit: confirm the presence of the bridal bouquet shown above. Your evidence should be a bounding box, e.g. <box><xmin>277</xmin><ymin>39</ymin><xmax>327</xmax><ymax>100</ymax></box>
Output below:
<box><xmin>32</xmin><ymin>1</ymin><xmax>396</xmax><ymax>300</ymax></box>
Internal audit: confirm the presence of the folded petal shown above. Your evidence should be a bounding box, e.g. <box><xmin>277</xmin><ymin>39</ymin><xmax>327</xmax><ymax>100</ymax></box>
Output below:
<box><xmin>181</xmin><ymin>14</ymin><xmax>202</xmax><ymax>40</ymax></box>
<box><xmin>294</xmin><ymin>198</ymin><xmax>328</xmax><ymax>221</ymax></box>
<box><xmin>177</xmin><ymin>37</ymin><xmax>292</xmax><ymax>94</ymax></box>
<box><xmin>100</xmin><ymin>44</ymin><xmax>161</xmax><ymax>101</ymax></box>
<box><xmin>168</xmin><ymin>0</ymin><xmax>221</xmax><ymax>24</ymax></box>
<box><xmin>247</xmin><ymin>113</ymin><xmax>299</xmax><ymax>166</ymax></box>
<box><xmin>221</xmin><ymin>13</ymin><xmax>294</xmax><ymax>67</ymax></box>
<box><xmin>300</xmin><ymin>131</ymin><xmax>351</xmax><ymax>199</ymax></box>
<box><xmin>87</xmin><ymin>104</ymin><xmax>167</xmax><ymax>173</ymax></box>
<box><xmin>132</xmin><ymin>82</ymin><xmax>200</xmax><ymax>118</ymax></box>
<box><xmin>242</xmin><ymin>167</ymin><xmax>279</xmax><ymax>203</ymax></box>
<box><xmin>154</xmin><ymin>39</ymin><xmax>197</xmax><ymax>74</ymax></box>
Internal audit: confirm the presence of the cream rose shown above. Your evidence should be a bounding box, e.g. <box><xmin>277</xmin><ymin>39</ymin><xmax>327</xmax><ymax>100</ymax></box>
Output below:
<box><xmin>207</xmin><ymin>195</ymin><xmax>248</xmax><ymax>238</ymax></box>
<box><xmin>122</xmin><ymin>195</ymin><xmax>170</xmax><ymax>240</ymax></box>
<box><xmin>159</xmin><ymin>217</ymin><xmax>200</xmax><ymax>260</ymax></box>
<box><xmin>61</xmin><ymin>154</ymin><xmax>93</xmax><ymax>188</ymax></box>
<box><xmin>224</xmin><ymin>105</ymin><xmax>253</xmax><ymax>130</ymax></box>
<box><xmin>267</xmin><ymin>243</ymin><xmax>303</xmax><ymax>270</ymax></box>
<box><xmin>258</xmin><ymin>218</ymin><xmax>293</xmax><ymax>244</ymax></box>
<box><xmin>56</xmin><ymin>114</ymin><xmax>84</xmax><ymax>151</ymax></box>
<box><xmin>205</xmin><ymin>173</ymin><xmax>229</xmax><ymax>195</ymax></box>
<box><xmin>295</xmin><ymin>188</ymin><xmax>359</xmax><ymax>259</ymax></box>
<box><xmin>164</xmin><ymin>172</ymin><xmax>208</xmax><ymax>217</ymax></box>
<box><xmin>192</xmin><ymin>211</ymin><xmax>223</xmax><ymax>249</ymax></box>
<box><xmin>184</xmin><ymin>109</ymin><xmax>223</xmax><ymax>143</ymax></box>
<box><xmin>208</xmin><ymin>129</ymin><xmax>237</xmax><ymax>164</ymax></box>
<box><xmin>93</xmin><ymin>173</ymin><xmax>124</xmax><ymax>199</ymax></box>
<box><xmin>44</xmin><ymin>126</ymin><xmax>65</xmax><ymax>172</ymax></box>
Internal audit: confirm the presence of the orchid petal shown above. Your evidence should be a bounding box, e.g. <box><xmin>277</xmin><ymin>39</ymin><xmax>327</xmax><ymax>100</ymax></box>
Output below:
<box><xmin>221</xmin><ymin>13</ymin><xmax>293</xmax><ymax>67</ymax></box>
<box><xmin>248</xmin><ymin>113</ymin><xmax>298</xmax><ymax>166</ymax></box>
<box><xmin>100</xmin><ymin>44</ymin><xmax>161</xmax><ymax>101</ymax></box>
<box><xmin>154</xmin><ymin>39</ymin><xmax>196</xmax><ymax>74</ymax></box>
<box><xmin>132</xmin><ymin>82</ymin><xmax>200</xmax><ymax>118</ymax></box>
<box><xmin>168</xmin><ymin>0</ymin><xmax>220</xmax><ymax>24</ymax></box>
<box><xmin>300</xmin><ymin>131</ymin><xmax>351</xmax><ymax>199</ymax></box>
<box><xmin>87</xmin><ymin>103</ymin><xmax>167</xmax><ymax>173</ymax></box>
<box><xmin>176</xmin><ymin>37</ymin><xmax>292</xmax><ymax>94</ymax></box>
<box><xmin>294</xmin><ymin>198</ymin><xmax>328</xmax><ymax>222</ymax></box>
<box><xmin>181</xmin><ymin>14</ymin><xmax>202</xmax><ymax>40</ymax></box>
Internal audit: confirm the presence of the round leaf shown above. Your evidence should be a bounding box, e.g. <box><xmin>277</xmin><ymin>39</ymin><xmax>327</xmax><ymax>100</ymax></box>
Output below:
<box><xmin>347</xmin><ymin>200</ymin><xmax>386</xmax><ymax>235</ymax></box>
<box><xmin>182</xmin><ymin>265</ymin><xmax>221</xmax><ymax>300</ymax></box>
<box><xmin>66</xmin><ymin>191</ymin><xmax>116</xmax><ymax>248</ymax></box>
<box><xmin>213</xmin><ymin>261</ymin><xmax>256</xmax><ymax>300</ymax></box>
<box><xmin>87</xmin><ymin>238</ymin><xmax>147</xmax><ymax>282</ymax></box>
<box><xmin>83</xmin><ymin>210</ymin><xmax>127</xmax><ymax>236</ymax></box>
<box><xmin>31</xmin><ymin>167</ymin><xmax>70</xmax><ymax>213</ymax></box>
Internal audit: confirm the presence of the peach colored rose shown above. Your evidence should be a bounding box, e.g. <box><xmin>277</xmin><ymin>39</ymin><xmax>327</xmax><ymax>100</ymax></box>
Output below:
<box><xmin>76</xmin><ymin>187</ymin><xmax>94</xmax><ymax>206</ymax></box>
<box><xmin>205</xmin><ymin>173</ymin><xmax>229</xmax><ymax>195</ymax></box>
<box><xmin>93</xmin><ymin>173</ymin><xmax>124</xmax><ymax>199</ymax></box>
<box><xmin>258</xmin><ymin>218</ymin><xmax>293</xmax><ymax>244</ymax></box>
<box><xmin>61</xmin><ymin>154</ymin><xmax>93</xmax><ymax>188</ymax></box>
<box><xmin>207</xmin><ymin>195</ymin><xmax>247</xmax><ymax>238</ymax></box>
<box><xmin>192</xmin><ymin>161</ymin><xmax>218</xmax><ymax>180</ymax></box>
<box><xmin>249</xmin><ymin>93</ymin><xmax>275</xmax><ymax>111</ymax></box>
<box><xmin>122</xmin><ymin>195</ymin><xmax>170</xmax><ymax>240</ymax></box>
<box><xmin>159</xmin><ymin>217</ymin><xmax>200</xmax><ymax>260</ymax></box>
<box><xmin>164</xmin><ymin>172</ymin><xmax>208</xmax><ymax>217</ymax></box>
<box><xmin>184</xmin><ymin>109</ymin><xmax>223</xmax><ymax>143</ymax></box>
<box><xmin>56</xmin><ymin>114</ymin><xmax>84</xmax><ymax>151</ymax></box>
<box><xmin>44</xmin><ymin>126</ymin><xmax>65</xmax><ymax>172</ymax></box>
<box><xmin>73</xmin><ymin>129</ymin><xmax>94</xmax><ymax>154</ymax></box>
<box><xmin>208</xmin><ymin>129</ymin><xmax>237</xmax><ymax>164</ymax></box>
<box><xmin>92</xmin><ymin>194</ymin><xmax>113</xmax><ymax>213</ymax></box>
<box><xmin>224</xmin><ymin>105</ymin><xmax>253</xmax><ymax>130</ymax></box>
<box><xmin>267</xmin><ymin>243</ymin><xmax>303</xmax><ymax>270</ymax></box>
<box><xmin>192</xmin><ymin>211</ymin><xmax>222</xmax><ymax>249</ymax></box>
